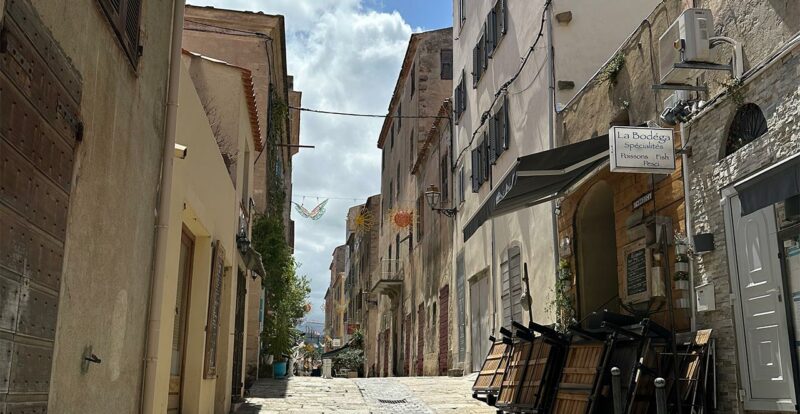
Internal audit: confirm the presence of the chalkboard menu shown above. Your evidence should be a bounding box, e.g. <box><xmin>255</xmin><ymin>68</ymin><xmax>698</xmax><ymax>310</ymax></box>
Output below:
<box><xmin>204</xmin><ymin>240</ymin><xmax>226</xmax><ymax>379</ymax></box>
<box><xmin>623</xmin><ymin>239</ymin><xmax>651</xmax><ymax>303</ymax></box>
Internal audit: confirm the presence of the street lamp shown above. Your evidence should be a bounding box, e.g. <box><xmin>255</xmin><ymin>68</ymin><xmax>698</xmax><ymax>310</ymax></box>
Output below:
<box><xmin>424</xmin><ymin>184</ymin><xmax>457</xmax><ymax>218</ymax></box>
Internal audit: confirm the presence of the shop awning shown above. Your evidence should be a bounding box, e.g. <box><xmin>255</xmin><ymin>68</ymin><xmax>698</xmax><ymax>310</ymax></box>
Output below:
<box><xmin>735</xmin><ymin>152</ymin><xmax>800</xmax><ymax>216</ymax></box>
<box><xmin>463</xmin><ymin>136</ymin><xmax>610</xmax><ymax>242</ymax></box>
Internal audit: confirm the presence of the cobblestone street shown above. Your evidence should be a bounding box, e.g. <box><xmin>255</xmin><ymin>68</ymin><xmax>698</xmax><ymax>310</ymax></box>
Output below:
<box><xmin>236</xmin><ymin>374</ymin><xmax>496</xmax><ymax>413</ymax></box>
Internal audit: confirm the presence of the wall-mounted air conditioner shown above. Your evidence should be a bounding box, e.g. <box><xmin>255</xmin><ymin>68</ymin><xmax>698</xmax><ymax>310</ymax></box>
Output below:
<box><xmin>658</xmin><ymin>8</ymin><xmax>714</xmax><ymax>84</ymax></box>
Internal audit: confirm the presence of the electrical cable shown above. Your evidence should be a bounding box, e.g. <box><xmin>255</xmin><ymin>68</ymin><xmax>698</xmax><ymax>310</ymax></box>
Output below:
<box><xmin>453</xmin><ymin>0</ymin><xmax>552</xmax><ymax>167</ymax></box>
<box><xmin>184</xmin><ymin>18</ymin><xmax>273</xmax><ymax>39</ymax></box>
<box><xmin>288</xmin><ymin>106</ymin><xmax>449</xmax><ymax>120</ymax></box>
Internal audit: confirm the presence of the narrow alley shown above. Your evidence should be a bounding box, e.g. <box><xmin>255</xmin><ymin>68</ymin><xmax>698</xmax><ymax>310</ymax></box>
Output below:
<box><xmin>237</xmin><ymin>375</ymin><xmax>494</xmax><ymax>414</ymax></box>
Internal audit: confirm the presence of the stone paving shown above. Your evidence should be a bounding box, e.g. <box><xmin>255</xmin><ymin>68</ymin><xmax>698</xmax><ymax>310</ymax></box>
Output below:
<box><xmin>236</xmin><ymin>374</ymin><xmax>496</xmax><ymax>413</ymax></box>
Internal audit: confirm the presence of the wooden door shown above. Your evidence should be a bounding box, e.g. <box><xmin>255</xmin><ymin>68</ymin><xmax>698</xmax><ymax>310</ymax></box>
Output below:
<box><xmin>168</xmin><ymin>232</ymin><xmax>194</xmax><ymax>413</ymax></box>
<box><xmin>0</xmin><ymin>0</ymin><xmax>82</xmax><ymax>411</ymax></box>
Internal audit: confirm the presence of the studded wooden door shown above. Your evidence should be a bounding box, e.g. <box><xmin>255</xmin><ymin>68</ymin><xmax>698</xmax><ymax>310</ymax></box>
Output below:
<box><xmin>438</xmin><ymin>285</ymin><xmax>449</xmax><ymax>375</ymax></box>
<box><xmin>0</xmin><ymin>0</ymin><xmax>82</xmax><ymax>411</ymax></box>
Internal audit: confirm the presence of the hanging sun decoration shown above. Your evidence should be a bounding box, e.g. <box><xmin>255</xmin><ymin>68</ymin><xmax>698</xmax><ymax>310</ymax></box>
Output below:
<box><xmin>353</xmin><ymin>208</ymin><xmax>376</xmax><ymax>235</ymax></box>
<box><xmin>293</xmin><ymin>199</ymin><xmax>329</xmax><ymax>220</ymax></box>
<box><xmin>389</xmin><ymin>208</ymin><xmax>414</xmax><ymax>230</ymax></box>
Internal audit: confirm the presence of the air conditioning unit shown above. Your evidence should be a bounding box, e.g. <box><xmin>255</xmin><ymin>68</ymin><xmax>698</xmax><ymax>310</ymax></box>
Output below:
<box><xmin>658</xmin><ymin>8</ymin><xmax>714</xmax><ymax>84</ymax></box>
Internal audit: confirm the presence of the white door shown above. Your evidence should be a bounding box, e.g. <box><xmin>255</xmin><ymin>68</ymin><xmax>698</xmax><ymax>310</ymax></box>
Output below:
<box><xmin>470</xmin><ymin>275</ymin><xmax>490</xmax><ymax>372</ymax></box>
<box><xmin>731</xmin><ymin>197</ymin><xmax>795</xmax><ymax>405</ymax></box>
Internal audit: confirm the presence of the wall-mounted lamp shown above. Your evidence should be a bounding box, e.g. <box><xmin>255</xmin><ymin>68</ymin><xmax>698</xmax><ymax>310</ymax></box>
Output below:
<box><xmin>174</xmin><ymin>143</ymin><xmax>188</xmax><ymax>159</ymax></box>
<box><xmin>424</xmin><ymin>184</ymin><xmax>457</xmax><ymax>218</ymax></box>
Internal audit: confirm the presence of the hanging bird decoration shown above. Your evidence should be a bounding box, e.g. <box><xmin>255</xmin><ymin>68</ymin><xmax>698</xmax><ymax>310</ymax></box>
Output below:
<box><xmin>293</xmin><ymin>199</ymin><xmax>329</xmax><ymax>220</ymax></box>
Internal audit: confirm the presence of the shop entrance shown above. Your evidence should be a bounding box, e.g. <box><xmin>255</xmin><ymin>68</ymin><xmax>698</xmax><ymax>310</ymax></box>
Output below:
<box><xmin>470</xmin><ymin>273</ymin><xmax>490</xmax><ymax>372</ymax></box>
<box><xmin>576</xmin><ymin>181</ymin><xmax>619</xmax><ymax>320</ymax></box>
<box><xmin>728</xmin><ymin>196</ymin><xmax>796</xmax><ymax>409</ymax></box>
<box><xmin>168</xmin><ymin>231</ymin><xmax>195</xmax><ymax>413</ymax></box>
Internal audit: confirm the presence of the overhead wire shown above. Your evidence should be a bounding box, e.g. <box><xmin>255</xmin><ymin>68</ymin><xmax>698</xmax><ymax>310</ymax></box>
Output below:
<box><xmin>288</xmin><ymin>106</ymin><xmax>449</xmax><ymax>120</ymax></box>
<box><xmin>453</xmin><ymin>0</ymin><xmax>553</xmax><ymax>167</ymax></box>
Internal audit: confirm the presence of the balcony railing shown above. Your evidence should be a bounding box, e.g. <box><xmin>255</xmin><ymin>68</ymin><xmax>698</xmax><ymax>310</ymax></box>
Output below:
<box><xmin>371</xmin><ymin>259</ymin><xmax>403</xmax><ymax>297</ymax></box>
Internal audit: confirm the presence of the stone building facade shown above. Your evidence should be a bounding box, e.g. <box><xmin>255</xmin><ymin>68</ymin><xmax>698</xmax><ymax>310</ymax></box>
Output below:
<box><xmin>685</xmin><ymin>38</ymin><xmax>800</xmax><ymax>414</ymax></box>
<box><xmin>373</xmin><ymin>27</ymin><xmax>453</xmax><ymax>377</ymax></box>
<box><xmin>411</xmin><ymin>101</ymin><xmax>455</xmax><ymax>376</ymax></box>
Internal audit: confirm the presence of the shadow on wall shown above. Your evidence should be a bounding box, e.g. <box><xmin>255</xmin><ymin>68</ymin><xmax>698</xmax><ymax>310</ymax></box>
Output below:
<box><xmin>767</xmin><ymin>0</ymin><xmax>800</xmax><ymax>32</ymax></box>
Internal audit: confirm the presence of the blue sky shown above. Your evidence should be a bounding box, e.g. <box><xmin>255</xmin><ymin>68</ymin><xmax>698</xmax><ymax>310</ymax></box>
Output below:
<box><xmin>192</xmin><ymin>0</ymin><xmax>453</xmax><ymax>332</ymax></box>
<box><xmin>369</xmin><ymin>0</ymin><xmax>453</xmax><ymax>30</ymax></box>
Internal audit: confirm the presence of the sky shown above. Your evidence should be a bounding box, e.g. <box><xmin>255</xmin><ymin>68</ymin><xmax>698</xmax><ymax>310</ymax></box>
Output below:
<box><xmin>189</xmin><ymin>1</ymin><xmax>453</xmax><ymax>330</ymax></box>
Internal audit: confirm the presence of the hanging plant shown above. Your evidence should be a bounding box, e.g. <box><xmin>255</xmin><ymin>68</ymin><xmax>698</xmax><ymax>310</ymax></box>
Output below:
<box><xmin>547</xmin><ymin>259</ymin><xmax>576</xmax><ymax>333</ymax></box>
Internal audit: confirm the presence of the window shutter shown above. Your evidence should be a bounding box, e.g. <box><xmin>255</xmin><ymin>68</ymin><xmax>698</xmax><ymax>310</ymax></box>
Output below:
<box><xmin>486</xmin><ymin>11</ymin><xmax>496</xmax><ymax>56</ymax></box>
<box><xmin>97</xmin><ymin>0</ymin><xmax>141</xmax><ymax>66</ymax></box>
<box><xmin>471</xmin><ymin>149</ymin><xmax>479</xmax><ymax>192</ymax></box>
<box><xmin>480</xmin><ymin>32</ymin><xmax>488</xmax><ymax>71</ymax></box>
<box><xmin>500</xmin><ymin>0</ymin><xmax>507</xmax><ymax>35</ymax></box>
<box><xmin>482</xmin><ymin>133</ymin><xmax>490</xmax><ymax>182</ymax></box>
<box><xmin>488</xmin><ymin>116</ymin><xmax>497</xmax><ymax>165</ymax></box>
<box><xmin>503</xmin><ymin>98</ymin><xmax>510</xmax><ymax>149</ymax></box>
<box><xmin>441</xmin><ymin>49</ymin><xmax>453</xmax><ymax>80</ymax></box>
<box><xmin>472</xmin><ymin>46</ymin><xmax>479</xmax><ymax>88</ymax></box>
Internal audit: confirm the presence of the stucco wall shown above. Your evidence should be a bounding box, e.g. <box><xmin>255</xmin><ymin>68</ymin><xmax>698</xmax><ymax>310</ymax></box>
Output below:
<box><xmin>22</xmin><ymin>0</ymin><xmax>173</xmax><ymax>412</ymax></box>
<box><xmin>144</xmin><ymin>60</ymin><xmax>239</xmax><ymax>414</ymax></box>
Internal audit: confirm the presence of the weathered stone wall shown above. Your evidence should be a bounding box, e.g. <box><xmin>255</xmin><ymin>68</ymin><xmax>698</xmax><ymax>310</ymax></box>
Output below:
<box><xmin>686</xmin><ymin>43</ymin><xmax>800</xmax><ymax>413</ymax></box>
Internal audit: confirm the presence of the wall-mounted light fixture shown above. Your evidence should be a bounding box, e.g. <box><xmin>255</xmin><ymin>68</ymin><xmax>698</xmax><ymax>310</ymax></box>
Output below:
<box><xmin>424</xmin><ymin>184</ymin><xmax>457</xmax><ymax>218</ymax></box>
<box><xmin>693</xmin><ymin>233</ymin><xmax>715</xmax><ymax>254</ymax></box>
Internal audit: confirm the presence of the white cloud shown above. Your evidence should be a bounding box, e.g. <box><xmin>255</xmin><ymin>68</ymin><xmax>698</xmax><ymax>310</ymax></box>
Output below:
<box><xmin>190</xmin><ymin>1</ymin><xmax>411</xmax><ymax>327</ymax></box>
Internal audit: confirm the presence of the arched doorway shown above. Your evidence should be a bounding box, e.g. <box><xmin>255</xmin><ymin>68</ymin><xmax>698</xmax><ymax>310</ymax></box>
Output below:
<box><xmin>576</xmin><ymin>181</ymin><xmax>619</xmax><ymax>320</ymax></box>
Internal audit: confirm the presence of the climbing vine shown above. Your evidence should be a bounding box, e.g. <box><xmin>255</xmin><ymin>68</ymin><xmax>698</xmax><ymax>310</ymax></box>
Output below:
<box><xmin>252</xmin><ymin>89</ymin><xmax>309</xmax><ymax>366</ymax></box>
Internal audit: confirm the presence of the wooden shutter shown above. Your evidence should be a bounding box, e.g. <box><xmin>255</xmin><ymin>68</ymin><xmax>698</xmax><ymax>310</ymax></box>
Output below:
<box><xmin>471</xmin><ymin>149</ymin><xmax>479</xmax><ymax>192</ymax></box>
<box><xmin>499</xmin><ymin>0</ymin><xmax>507</xmax><ymax>35</ymax></box>
<box><xmin>472</xmin><ymin>46</ymin><xmax>479</xmax><ymax>88</ymax></box>
<box><xmin>97</xmin><ymin>0</ymin><xmax>141</xmax><ymax>66</ymax></box>
<box><xmin>488</xmin><ymin>115</ymin><xmax>498</xmax><ymax>165</ymax></box>
<box><xmin>486</xmin><ymin>11</ymin><xmax>496</xmax><ymax>56</ymax></box>
<box><xmin>482</xmin><ymin>132</ymin><xmax>490</xmax><ymax>182</ymax></box>
<box><xmin>503</xmin><ymin>97</ymin><xmax>510</xmax><ymax>149</ymax></box>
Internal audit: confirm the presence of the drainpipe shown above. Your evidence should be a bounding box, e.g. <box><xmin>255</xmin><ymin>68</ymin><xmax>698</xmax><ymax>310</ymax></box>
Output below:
<box><xmin>679</xmin><ymin>122</ymin><xmax>697</xmax><ymax>332</ymax></box>
<box><xmin>141</xmin><ymin>1</ymin><xmax>185</xmax><ymax>413</ymax></box>
<box><xmin>545</xmin><ymin>3</ymin><xmax>560</xmax><ymax>295</ymax></box>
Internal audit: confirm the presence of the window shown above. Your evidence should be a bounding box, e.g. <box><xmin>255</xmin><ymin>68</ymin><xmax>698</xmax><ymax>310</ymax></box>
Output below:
<box><xmin>410</xmin><ymin>130</ymin><xmax>415</xmax><ymax>165</ymax></box>
<box><xmin>389</xmin><ymin>180</ymin><xmax>394</xmax><ymax>207</ymax></box>
<box><xmin>441</xmin><ymin>152</ymin><xmax>450</xmax><ymax>203</ymax></box>
<box><xmin>411</xmin><ymin>64</ymin><xmax>416</xmax><ymax>96</ymax></box>
<box><xmin>97</xmin><ymin>0</ymin><xmax>141</xmax><ymax>66</ymax></box>
<box><xmin>472</xmin><ymin>30</ymin><xmax>486</xmax><ymax>87</ymax></box>
<box><xmin>458</xmin><ymin>167</ymin><xmax>466</xmax><ymax>204</ymax></box>
<box><xmin>395</xmin><ymin>234</ymin><xmax>400</xmax><ymax>262</ymax></box>
<box><xmin>417</xmin><ymin>195</ymin><xmax>425</xmax><ymax>241</ymax></box>
<box><xmin>492</xmin><ymin>97</ymin><xmax>510</xmax><ymax>160</ymax></box>
<box><xmin>471</xmin><ymin>148</ymin><xmax>479</xmax><ymax>193</ymax></box>
<box><xmin>441</xmin><ymin>49</ymin><xmax>453</xmax><ymax>80</ymax></box>
<box><xmin>454</xmin><ymin>71</ymin><xmax>467</xmax><ymax>122</ymax></box>
<box><xmin>501</xmin><ymin>246</ymin><xmax>523</xmax><ymax>329</ymax></box>
<box><xmin>489</xmin><ymin>0</ymin><xmax>508</xmax><ymax>58</ymax></box>
<box><xmin>396</xmin><ymin>165</ymin><xmax>401</xmax><ymax>201</ymax></box>
<box><xmin>725</xmin><ymin>103</ymin><xmax>768</xmax><ymax>157</ymax></box>
<box><xmin>398</xmin><ymin>103</ymin><xmax>402</xmax><ymax>132</ymax></box>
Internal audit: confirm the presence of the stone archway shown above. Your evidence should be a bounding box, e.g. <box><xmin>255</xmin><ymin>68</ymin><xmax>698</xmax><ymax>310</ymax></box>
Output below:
<box><xmin>575</xmin><ymin>181</ymin><xmax>619</xmax><ymax>320</ymax></box>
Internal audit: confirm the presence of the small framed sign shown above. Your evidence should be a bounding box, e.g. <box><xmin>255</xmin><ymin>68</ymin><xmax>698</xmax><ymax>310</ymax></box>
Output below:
<box><xmin>609</xmin><ymin>126</ymin><xmax>676</xmax><ymax>174</ymax></box>
<box><xmin>623</xmin><ymin>238</ymin><xmax>652</xmax><ymax>303</ymax></box>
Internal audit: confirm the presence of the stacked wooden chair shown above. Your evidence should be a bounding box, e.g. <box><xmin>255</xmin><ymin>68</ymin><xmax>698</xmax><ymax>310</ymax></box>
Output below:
<box><xmin>472</xmin><ymin>330</ymin><xmax>514</xmax><ymax>406</ymax></box>
<box><xmin>494</xmin><ymin>321</ymin><xmax>567</xmax><ymax>414</ymax></box>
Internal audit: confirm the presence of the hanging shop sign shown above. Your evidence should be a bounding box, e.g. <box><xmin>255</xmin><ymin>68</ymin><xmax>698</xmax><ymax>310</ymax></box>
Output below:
<box><xmin>609</xmin><ymin>126</ymin><xmax>676</xmax><ymax>174</ymax></box>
